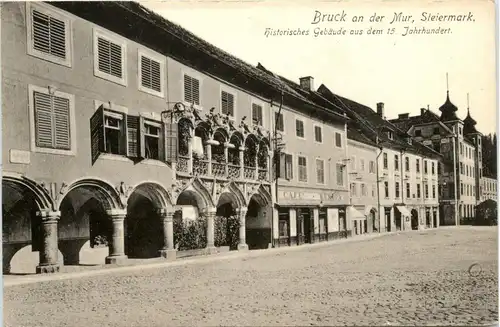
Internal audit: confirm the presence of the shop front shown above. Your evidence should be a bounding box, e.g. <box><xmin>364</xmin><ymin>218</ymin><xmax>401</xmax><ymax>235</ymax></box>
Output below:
<box><xmin>275</xmin><ymin>187</ymin><xmax>350</xmax><ymax>247</ymax></box>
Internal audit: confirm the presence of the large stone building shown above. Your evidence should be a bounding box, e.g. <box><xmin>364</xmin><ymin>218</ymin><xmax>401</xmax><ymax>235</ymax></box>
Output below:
<box><xmin>390</xmin><ymin>91</ymin><xmax>488</xmax><ymax>225</ymax></box>
<box><xmin>2</xmin><ymin>1</ymin><xmax>444</xmax><ymax>275</ymax></box>
<box><xmin>480</xmin><ymin>177</ymin><xmax>497</xmax><ymax>202</ymax></box>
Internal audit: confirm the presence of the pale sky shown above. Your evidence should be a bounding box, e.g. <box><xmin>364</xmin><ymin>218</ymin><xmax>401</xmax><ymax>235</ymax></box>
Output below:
<box><xmin>142</xmin><ymin>0</ymin><xmax>497</xmax><ymax>134</ymax></box>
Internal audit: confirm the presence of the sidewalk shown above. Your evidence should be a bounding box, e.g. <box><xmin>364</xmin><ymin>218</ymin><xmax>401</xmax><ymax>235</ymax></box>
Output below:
<box><xmin>3</xmin><ymin>229</ymin><xmax>423</xmax><ymax>287</ymax></box>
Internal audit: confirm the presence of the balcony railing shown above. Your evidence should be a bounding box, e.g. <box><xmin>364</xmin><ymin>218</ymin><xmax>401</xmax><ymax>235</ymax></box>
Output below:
<box><xmin>244</xmin><ymin>166</ymin><xmax>256</xmax><ymax>180</ymax></box>
<box><xmin>228</xmin><ymin>164</ymin><xmax>241</xmax><ymax>179</ymax></box>
<box><xmin>212</xmin><ymin>162</ymin><xmax>226</xmax><ymax>178</ymax></box>
<box><xmin>258</xmin><ymin>168</ymin><xmax>267</xmax><ymax>181</ymax></box>
<box><xmin>178</xmin><ymin>156</ymin><xmax>189</xmax><ymax>173</ymax></box>
<box><xmin>193</xmin><ymin>159</ymin><xmax>209</xmax><ymax>176</ymax></box>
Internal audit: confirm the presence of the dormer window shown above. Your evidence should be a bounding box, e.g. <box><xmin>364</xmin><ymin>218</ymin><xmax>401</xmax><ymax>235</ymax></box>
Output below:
<box><xmin>387</xmin><ymin>131</ymin><xmax>393</xmax><ymax>140</ymax></box>
<box><xmin>415</xmin><ymin>130</ymin><xmax>422</xmax><ymax>137</ymax></box>
<box><xmin>407</xmin><ymin>138</ymin><xmax>412</xmax><ymax>145</ymax></box>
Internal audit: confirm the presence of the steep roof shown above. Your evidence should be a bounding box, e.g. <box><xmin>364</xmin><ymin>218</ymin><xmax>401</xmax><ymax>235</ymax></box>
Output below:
<box><xmin>50</xmin><ymin>1</ymin><xmax>346</xmax><ymax>123</ymax></box>
<box><xmin>317</xmin><ymin>84</ymin><xmax>442</xmax><ymax>159</ymax></box>
<box><xmin>463</xmin><ymin>108</ymin><xmax>480</xmax><ymax>135</ymax></box>
<box><xmin>389</xmin><ymin>109</ymin><xmax>441</xmax><ymax>132</ymax></box>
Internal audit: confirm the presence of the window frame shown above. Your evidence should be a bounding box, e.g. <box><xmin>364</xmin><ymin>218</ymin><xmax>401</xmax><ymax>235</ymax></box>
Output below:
<box><xmin>220</xmin><ymin>86</ymin><xmax>237</xmax><ymax>119</ymax></box>
<box><xmin>181</xmin><ymin>70</ymin><xmax>203</xmax><ymax>110</ymax></box>
<box><xmin>334</xmin><ymin>132</ymin><xmax>343</xmax><ymax>148</ymax></box>
<box><xmin>298</xmin><ymin>155</ymin><xmax>308</xmax><ymax>182</ymax></box>
<box><xmin>295</xmin><ymin>117</ymin><xmax>306</xmax><ymax>139</ymax></box>
<box><xmin>275</xmin><ymin>112</ymin><xmax>285</xmax><ymax>133</ymax></box>
<box><xmin>93</xmin><ymin>28</ymin><xmax>127</xmax><ymax>86</ymax></box>
<box><xmin>315</xmin><ymin>158</ymin><xmax>325</xmax><ymax>185</ymax></box>
<box><xmin>28</xmin><ymin>84</ymin><xmax>77</xmax><ymax>156</ymax></box>
<box><xmin>336</xmin><ymin>163</ymin><xmax>344</xmax><ymax>186</ymax></box>
<box><xmin>313</xmin><ymin>124</ymin><xmax>323</xmax><ymax>144</ymax></box>
<box><xmin>137</xmin><ymin>48</ymin><xmax>166</xmax><ymax>98</ymax></box>
<box><xmin>26</xmin><ymin>2</ymin><xmax>73</xmax><ymax>67</ymax></box>
<box><xmin>383</xmin><ymin>152</ymin><xmax>388</xmax><ymax>170</ymax></box>
<box><xmin>251</xmin><ymin>100</ymin><xmax>265</xmax><ymax>127</ymax></box>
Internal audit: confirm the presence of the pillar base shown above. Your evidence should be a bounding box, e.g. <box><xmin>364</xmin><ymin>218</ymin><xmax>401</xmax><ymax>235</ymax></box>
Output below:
<box><xmin>237</xmin><ymin>243</ymin><xmax>249</xmax><ymax>251</ymax></box>
<box><xmin>205</xmin><ymin>246</ymin><xmax>217</xmax><ymax>255</ymax></box>
<box><xmin>105</xmin><ymin>255</ymin><xmax>128</xmax><ymax>265</ymax></box>
<box><xmin>36</xmin><ymin>264</ymin><xmax>60</xmax><ymax>274</ymax></box>
<box><xmin>159</xmin><ymin>249</ymin><xmax>177</xmax><ymax>261</ymax></box>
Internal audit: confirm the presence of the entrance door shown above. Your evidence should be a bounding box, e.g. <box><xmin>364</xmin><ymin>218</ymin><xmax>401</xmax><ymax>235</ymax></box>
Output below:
<box><xmin>385</xmin><ymin>208</ymin><xmax>391</xmax><ymax>232</ymax></box>
<box><xmin>302</xmin><ymin>209</ymin><xmax>313</xmax><ymax>244</ymax></box>
<box><xmin>338</xmin><ymin>208</ymin><xmax>347</xmax><ymax>238</ymax></box>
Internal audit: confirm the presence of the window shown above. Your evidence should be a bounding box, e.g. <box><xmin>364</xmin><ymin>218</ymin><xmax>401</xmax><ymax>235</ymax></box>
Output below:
<box><xmin>252</xmin><ymin>103</ymin><xmax>263</xmax><ymax>126</ymax></box>
<box><xmin>335</xmin><ymin>132</ymin><xmax>342</xmax><ymax>147</ymax></box>
<box><xmin>395</xmin><ymin>182</ymin><xmax>400</xmax><ymax>198</ymax></box>
<box><xmin>184</xmin><ymin>74</ymin><xmax>200</xmax><ymax>105</ymax></box>
<box><xmin>103</xmin><ymin>111</ymin><xmax>124</xmax><ymax>155</ymax></box>
<box><xmin>405</xmin><ymin>157</ymin><xmax>410</xmax><ymax>172</ymax></box>
<box><xmin>383</xmin><ymin>153</ymin><xmax>388</xmax><ymax>169</ymax></box>
<box><xmin>298</xmin><ymin>156</ymin><xmax>307</xmax><ymax>182</ymax></box>
<box><xmin>138</xmin><ymin>50</ymin><xmax>164</xmax><ymax>97</ymax></box>
<box><xmin>27</xmin><ymin>3</ymin><xmax>72</xmax><ymax>67</ymax></box>
<box><xmin>94</xmin><ymin>29</ymin><xmax>127</xmax><ymax>85</ymax></box>
<box><xmin>425</xmin><ymin>183</ymin><xmax>429</xmax><ymax>198</ymax></box>
<box><xmin>417</xmin><ymin>184</ymin><xmax>421</xmax><ymax>198</ymax></box>
<box><xmin>415</xmin><ymin>129</ymin><xmax>422</xmax><ymax>137</ymax></box>
<box><xmin>372</xmin><ymin>184</ymin><xmax>376</xmax><ymax>197</ymax></box>
<box><xmin>279</xmin><ymin>220</ymin><xmax>288</xmax><ymax>238</ymax></box>
<box><xmin>416</xmin><ymin>159</ymin><xmax>420</xmax><ymax>173</ymax></box>
<box><xmin>460</xmin><ymin>163</ymin><xmax>464</xmax><ymax>175</ymax></box>
<box><xmin>29</xmin><ymin>85</ymin><xmax>75</xmax><ymax>155</ymax></box>
<box><xmin>360</xmin><ymin>159</ymin><xmax>365</xmax><ymax>172</ymax></box>
<box><xmin>406</xmin><ymin>183</ymin><xmax>411</xmax><ymax>198</ymax></box>
<box><xmin>461</xmin><ymin>183</ymin><xmax>464</xmax><ymax>195</ymax></box>
<box><xmin>460</xmin><ymin>143</ymin><xmax>464</xmax><ymax>155</ymax></box>
<box><xmin>351</xmin><ymin>183</ymin><xmax>357</xmax><ymax>196</ymax></box>
<box><xmin>384</xmin><ymin>182</ymin><xmax>389</xmax><ymax>198</ymax></box>
<box><xmin>387</xmin><ymin>131</ymin><xmax>394</xmax><ymax>140</ymax></box>
<box><xmin>275</xmin><ymin>112</ymin><xmax>284</xmax><ymax>132</ymax></box>
<box><xmin>433</xmin><ymin>127</ymin><xmax>440</xmax><ymax>135</ymax></box>
<box><xmin>221</xmin><ymin>90</ymin><xmax>234</xmax><ymax>117</ymax></box>
<box><xmin>296</xmin><ymin>119</ymin><xmax>305</xmax><ymax>138</ymax></box>
<box><xmin>316</xmin><ymin>159</ymin><xmax>325</xmax><ymax>184</ymax></box>
<box><xmin>144</xmin><ymin>120</ymin><xmax>162</xmax><ymax>160</ymax></box>
<box><xmin>424</xmin><ymin>160</ymin><xmax>428</xmax><ymax>174</ymax></box>
<box><xmin>314</xmin><ymin>126</ymin><xmax>323</xmax><ymax>143</ymax></box>
<box><xmin>431</xmin><ymin>162</ymin><xmax>435</xmax><ymax>175</ymax></box>
<box><xmin>336</xmin><ymin>164</ymin><xmax>344</xmax><ymax>186</ymax></box>
<box><xmin>350</xmin><ymin>156</ymin><xmax>356</xmax><ymax>171</ymax></box>
<box><xmin>394</xmin><ymin>155</ymin><xmax>399</xmax><ymax>171</ymax></box>
<box><xmin>361</xmin><ymin>183</ymin><xmax>367</xmax><ymax>196</ymax></box>
<box><xmin>369</xmin><ymin>161</ymin><xmax>375</xmax><ymax>173</ymax></box>
<box><xmin>278</xmin><ymin>153</ymin><xmax>293</xmax><ymax>180</ymax></box>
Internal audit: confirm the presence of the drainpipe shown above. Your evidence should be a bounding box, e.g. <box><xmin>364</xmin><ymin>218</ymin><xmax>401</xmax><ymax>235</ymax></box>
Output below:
<box><xmin>272</xmin><ymin>92</ymin><xmax>284</xmax><ymax>247</ymax></box>
<box><xmin>376</xmin><ymin>137</ymin><xmax>383</xmax><ymax>233</ymax></box>
<box><xmin>400</xmin><ymin>148</ymin><xmax>405</xmax><ymax>230</ymax></box>
<box><xmin>452</xmin><ymin>136</ymin><xmax>459</xmax><ymax>225</ymax></box>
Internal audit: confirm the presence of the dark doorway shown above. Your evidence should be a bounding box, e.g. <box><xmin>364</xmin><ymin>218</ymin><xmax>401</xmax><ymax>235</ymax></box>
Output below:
<box><xmin>395</xmin><ymin>208</ymin><xmax>402</xmax><ymax>231</ymax></box>
<box><xmin>384</xmin><ymin>207</ymin><xmax>391</xmax><ymax>232</ymax></box>
<box><xmin>433</xmin><ymin>209</ymin><xmax>438</xmax><ymax>228</ymax></box>
<box><xmin>277</xmin><ymin>207</ymin><xmax>290</xmax><ymax>247</ymax></box>
<box><xmin>411</xmin><ymin>209</ymin><xmax>419</xmax><ymax>230</ymax></box>
<box><xmin>425</xmin><ymin>209</ymin><xmax>431</xmax><ymax>227</ymax></box>
<box><xmin>338</xmin><ymin>208</ymin><xmax>347</xmax><ymax>238</ymax></box>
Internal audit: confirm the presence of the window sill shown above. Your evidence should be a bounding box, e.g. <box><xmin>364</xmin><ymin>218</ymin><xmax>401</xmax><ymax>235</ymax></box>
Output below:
<box><xmin>31</xmin><ymin>146</ymin><xmax>76</xmax><ymax>157</ymax></box>
<box><xmin>138</xmin><ymin>86</ymin><xmax>165</xmax><ymax>99</ymax></box>
<box><xmin>94</xmin><ymin>71</ymin><xmax>127</xmax><ymax>87</ymax></box>
<box><xmin>27</xmin><ymin>51</ymin><xmax>72</xmax><ymax>68</ymax></box>
<box><xmin>99</xmin><ymin>154</ymin><xmax>132</xmax><ymax>162</ymax></box>
<box><xmin>140</xmin><ymin>159</ymin><xmax>169</xmax><ymax>167</ymax></box>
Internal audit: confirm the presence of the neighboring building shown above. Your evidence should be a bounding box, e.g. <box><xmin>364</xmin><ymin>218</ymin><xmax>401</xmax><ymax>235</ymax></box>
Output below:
<box><xmin>2</xmin><ymin>2</ymin><xmax>353</xmax><ymax>274</ymax></box>
<box><xmin>317</xmin><ymin>86</ymin><xmax>442</xmax><ymax>233</ymax></box>
<box><xmin>480</xmin><ymin>176</ymin><xmax>498</xmax><ymax>202</ymax></box>
<box><xmin>390</xmin><ymin>91</ymin><xmax>484</xmax><ymax>225</ymax></box>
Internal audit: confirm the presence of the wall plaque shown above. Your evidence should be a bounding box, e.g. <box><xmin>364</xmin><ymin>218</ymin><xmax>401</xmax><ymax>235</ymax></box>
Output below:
<box><xmin>9</xmin><ymin>149</ymin><xmax>31</xmax><ymax>164</ymax></box>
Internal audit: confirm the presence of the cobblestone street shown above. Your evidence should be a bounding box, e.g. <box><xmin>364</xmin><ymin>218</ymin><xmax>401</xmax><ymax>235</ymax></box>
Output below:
<box><xmin>4</xmin><ymin>227</ymin><xmax>498</xmax><ymax>327</ymax></box>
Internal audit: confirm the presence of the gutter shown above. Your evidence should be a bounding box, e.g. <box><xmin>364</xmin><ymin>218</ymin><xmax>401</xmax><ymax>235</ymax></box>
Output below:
<box><xmin>272</xmin><ymin>92</ymin><xmax>284</xmax><ymax>248</ymax></box>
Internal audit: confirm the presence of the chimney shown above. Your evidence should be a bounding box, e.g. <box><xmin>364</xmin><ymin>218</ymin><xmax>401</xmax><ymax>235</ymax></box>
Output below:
<box><xmin>376</xmin><ymin>102</ymin><xmax>384</xmax><ymax>118</ymax></box>
<box><xmin>398</xmin><ymin>113</ymin><xmax>409</xmax><ymax>119</ymax></box>
<box><xmin>299</xmin><ymin>76</ymin><xmax>314</xmax><ymax>91</ymax></box>
<box><xmin>420</xmin><ymin>108</ymin><xmax>426</xmax><ymax>115</ymax></box>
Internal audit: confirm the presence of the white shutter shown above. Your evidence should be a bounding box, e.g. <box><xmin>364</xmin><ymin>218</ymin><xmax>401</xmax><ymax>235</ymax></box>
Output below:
<box><xmin>32</xmin><ymin>9</ymin><xmax>66</xmax><ymax>59</ymax></box>
<box><xmin>53</xmin><ymin>96</ymin><xmax>71</xmax><ymax>150</ymax></box>
<box><xmin>141</xmin><ymin>56</ymin><xmax>161</xmax><ymax>92</ymax></box>
<box><xmin>34</xmin><ymin>92</ymin><xmax>54</xmax><ymax>148</ymax></box>
<box><xmin>97</xmin><ymin>37</ymin><xmax>123</xmax><ymax>78</ymax></box>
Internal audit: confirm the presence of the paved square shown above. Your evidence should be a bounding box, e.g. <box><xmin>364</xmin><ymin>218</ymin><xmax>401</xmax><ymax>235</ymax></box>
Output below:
<box><xmin>4</xmin><ymin>227</ymin><xmax>498</xmax><ymax>326</ymax></box>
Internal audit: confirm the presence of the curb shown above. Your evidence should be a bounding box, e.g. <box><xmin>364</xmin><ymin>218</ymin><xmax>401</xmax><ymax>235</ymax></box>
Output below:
<box><xmin>3</xmin><ymin>229</ymin><xmax>428</xmax><ymax>287</ymax></box>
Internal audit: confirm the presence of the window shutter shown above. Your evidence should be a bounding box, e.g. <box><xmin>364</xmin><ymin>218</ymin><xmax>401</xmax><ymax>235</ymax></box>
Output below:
<box><xmin>221</xmin><ymin>91</ymin><xmax>234</xmax><ymax>116</ymax></box>
<box><xmin>126</xmin><ymin>115</ymin><xmax>139</xmax><ymax>158</ymax></box>
<box><xmin>53</xmin><ymin>96</ymin><xmax>71</xmax><ymax>150</ymax></box>
<box><xmin>97</xmin><ymin>37</ymin><xmax>122</xmax><ymax>78</ymax></box>
<box><xmin>90</xmin><ymin>105</ymin><xmax>105</xmax><ymax>165</ymax></box>
<box><xmin>33</xmin><ymin>91</ymin><xmax>54</xmax><ymax>148</ymax></box>
<box><xmin>138</xmin><ymin>116</ymin><xmax>146</xmax><ymax>159</ymax></box>
<box><xmin>165</xmin><ymin>122</ymin><xmax>178</xmax><ymax>163</ymax></box>
<box><xmin>285</xmin><ymin>154</ymin><xmax>293</xmax><ymax>179</ymax></box>
<box><xmin>184</xmin><ymin>75</ymin><xmax>200</xmax><ymax>105</ymax></box>
<box><xmin>158</xmin><ymin>123</ymin><xmax>166</xmax><ymax>161</ymax></box>
<box><xmin>279</xmin><ymin>152</ymin><xmax>286</xmax><ymax>178</ymax></box>
<box><xmin>141</xmin><ymin>56</ymin><xmax>161</xmax><ymax>92</ymax></box>
<box><xmin>32</xmin><ymin>9</ymin><xmax>66</xmax><ymax>59</ymax></box>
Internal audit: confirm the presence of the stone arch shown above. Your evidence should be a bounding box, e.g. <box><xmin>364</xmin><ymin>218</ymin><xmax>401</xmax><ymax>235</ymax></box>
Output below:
<box><xmin>247</xmin><ymin>184</ymin><xmax>272</xmax><ymax>207</ymax></box>
<box><xmin>216</xmin><ymin>182</ymin><xmax>246</xmax><ymax>209</ymax></box>
<box><xmin>57</xmin><ymin>177</ymin><xmax>123</xmax><ymax>211</ymax></box>
<box><xmin>213</xmin><ymin>127</ymin><xmax>230</xmax><ymax>142</ymax></box>
<box><xmin>176</xmin><ymin>177</ymin><xmax>214</xmax><ymax>209</ymax></box>
<box><xmin>3</xmin><ymin>172</ymin><xmax>54</xmax><ymax>211</ymax></box>
<box><xmin>178</xmin><ymin>118</ymin><xmax>193</xmax><ymax>157</ymax></box>
<box><xmin>244</xmin><ymin>135</ymin><xmax>258</xmax><ymax>167</ymax></box>
<box><xmin>128</xmin><ymin>181</ymin><xmax>172</xmax><ymax>209</ymax></box>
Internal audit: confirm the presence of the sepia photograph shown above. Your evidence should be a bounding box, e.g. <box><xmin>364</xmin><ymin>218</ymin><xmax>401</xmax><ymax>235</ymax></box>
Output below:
<box><xmin>1</xmin><ymin>0</ymin><xmax>498</xmax><ymax>326</ymax></box>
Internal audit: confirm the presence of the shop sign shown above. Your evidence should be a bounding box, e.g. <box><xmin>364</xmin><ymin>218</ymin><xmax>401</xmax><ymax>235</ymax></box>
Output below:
<box><xmin>279</xmin><ymin>190</ymin><xmax>346</xmax><ymax>203</ymax></box>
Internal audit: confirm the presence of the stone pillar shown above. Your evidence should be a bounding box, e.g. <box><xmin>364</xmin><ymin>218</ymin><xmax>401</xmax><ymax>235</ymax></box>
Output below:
<box><xmin>36</xmin><ymin>211</ymin><xmax>60</xmax><ymax>274</ymax></box>
<box><xmin>105</xmin><ymin>209</ymin><xmax>128</xmax><ymax>264</ymax></box>
<box><xmin>436</xmin><ymin>207</ymin><xmax>440</xmax><ymax>228</ymax></box>
<box><xmin>254</xmin><ymin>151</ymin><xmax>259</xmax><ymax>179</ymax></box>
<box><xmin>430</xmin><ymin>208</ymin><xmax>434</xmax><ymax>228</ymax></box>
<box><xmin>267</xmin><ymin>151</ymin><xmax>272</xmax><ymax>182</ymax></box>
<box><xmin>237</xmin><ymin>206</ymin><xmax>249</xmax><ymax>251</ymax></box>
<box><xmin>205</xmin><ymin>207</ymin><xmax>217</xmax><ymax>254</ymax></box>
<box><xmin>206</xmin><ymin>142</ymin><xmax>212</xmax><ymax>175</ymax></box>
<box><xmin>159</xmin><ymin>208</ymin><xmax>176</xmax><ymax>260</ymax></box>
<box><xmin>239</xmin><ymin>147</ymin><xmax>245</xmax><ymax>178</ymax></box>
<box><xmin>313</xmin><ymin>208</ymin><xmax>319</xmax><ymax>241</ymax></box>
<box><xmin>289</xmin><ymin>208</ymin><xmax>297</xmax><ymax>245</ymax></box>
<box><xmin>187</xmin><ymin>135</ymin><xmax>193</xmax><ymax>174</ymax></box>
<box><xmin>223</xmin><ymin>143</ymin><xmax>229</xmax><ymax>178</ymax></box>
